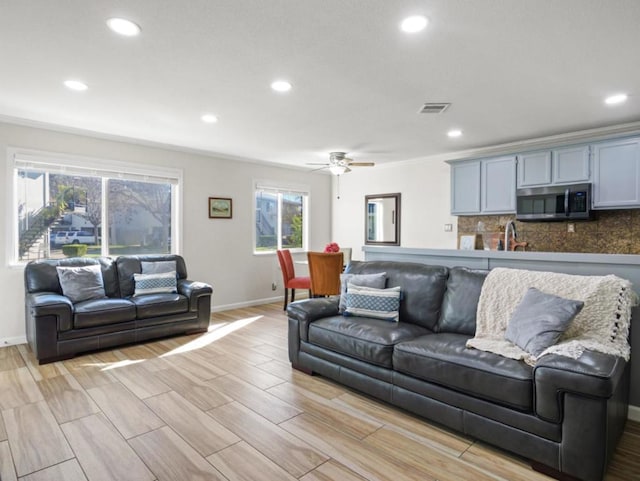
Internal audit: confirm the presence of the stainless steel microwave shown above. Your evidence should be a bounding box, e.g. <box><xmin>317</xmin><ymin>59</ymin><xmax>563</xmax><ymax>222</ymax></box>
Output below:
<box><xmin>516</xmin><ymin>183</ymin><xmax>592</xmax><ymax>221</ymax></box>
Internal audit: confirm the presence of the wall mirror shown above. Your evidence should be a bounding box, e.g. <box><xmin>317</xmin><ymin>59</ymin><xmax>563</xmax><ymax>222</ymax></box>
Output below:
<box><xmin>365</xmin><ymin>193</ymin><xmax>401</xmax><ymax>246</ymax></box>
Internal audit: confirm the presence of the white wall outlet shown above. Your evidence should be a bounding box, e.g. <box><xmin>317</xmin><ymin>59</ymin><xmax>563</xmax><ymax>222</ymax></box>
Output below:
<box><xmin>444</xmin><ymin>223</ymin><xmax>453</xmax><ymax>232</ymax></box>
<box><xmin>567</xmin><ymin>223</ymin><xmax>575</xmax><ymax>233</ymax></box>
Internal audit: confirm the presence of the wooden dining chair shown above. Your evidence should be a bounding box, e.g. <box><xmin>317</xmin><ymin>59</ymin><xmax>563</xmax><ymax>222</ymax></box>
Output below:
<box><xmin>307</xmin><ymin>251</ymin><xmax>344</xmax><ymax>297</ymax></box>
<box><xmin>277</xmin><ymin>249</ymin><xmax>311</xmax><ymax>310</ymax></box>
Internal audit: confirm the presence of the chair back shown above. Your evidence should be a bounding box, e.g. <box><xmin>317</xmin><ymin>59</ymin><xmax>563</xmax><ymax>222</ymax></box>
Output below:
<box><xmin>307</xmin><ymin>251</ymin><xmax>344</xmax><ymax>296</ymax></box>
<box><xmin>277</xmin><ymin>249</ymin><xmax>294</xmax><ymax>285</ymax></box>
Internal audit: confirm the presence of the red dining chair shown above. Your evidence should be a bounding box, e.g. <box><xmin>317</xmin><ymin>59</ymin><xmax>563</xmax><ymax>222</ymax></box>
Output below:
<box><xmin>277</xmin><ymin>249</ymin><xmax>311</xmax><ymax>310</ymax></box>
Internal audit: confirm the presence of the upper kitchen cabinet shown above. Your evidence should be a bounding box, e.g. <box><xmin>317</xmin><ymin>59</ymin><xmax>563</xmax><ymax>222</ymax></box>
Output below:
<box><xmin>516</xmin><ymin>146</ymin><xmax>590</xmax><ymax>187</ymax></box>
<box><xmin>450</xmin><ymin>160</ymin><xmax>481</xmax><ymax>214</ymax></box>
<box><xmin>592</xmin><ymin>137</ymin><xmax>640</xmax><ymax>209</ymax></box>
<box><xmin>553</xmin><ymin>145</ymin><xmax>590</xmax><ymax>184</ymax></box>
<box><xmin>481</xmin><ymin>156</ymin><xmax>516</xmax><ymax>213</ymax></box>
<box><xmin>517</xmin><ymin>151</ymin><xmax>551</xmax><ymax>187</ymax></box>
<box><xmin>450</xmin><ymin>156</ymin><xmax>515</xmax><ymax>215</ymax></box>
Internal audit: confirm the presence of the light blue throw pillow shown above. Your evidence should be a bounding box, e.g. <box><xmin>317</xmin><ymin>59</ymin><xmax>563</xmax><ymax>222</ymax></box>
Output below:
<box><xmin>339</xmin><ymin>272</ymin><xmax>387</xmax><ymax>313</ymax></box>
<box><xmin>344</xmin><ymin>284</ymin><xmax>401</xmax><ymax>322</ymax></box>
<box><xmin>141</xmin><ymin>260</ymin><xmax>177</xmax><ymax>275</ymax></box>
<box><xmin>133</xmin><ymin>271</ymin><xmax>177</xmax><ymax>296</ymax></box>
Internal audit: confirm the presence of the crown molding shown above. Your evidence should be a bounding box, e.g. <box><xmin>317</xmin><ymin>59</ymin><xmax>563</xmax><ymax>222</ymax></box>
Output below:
<box><xmin>388</xmin><ymin>120</ymin><xmax>640</xmax><ymax>168</ymax></box>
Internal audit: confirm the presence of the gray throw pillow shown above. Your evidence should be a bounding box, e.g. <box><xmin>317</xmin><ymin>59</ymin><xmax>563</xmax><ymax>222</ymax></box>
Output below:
<box><xmin>339</xmin><ymin>272</ymin><xmax>386</xmax><ymax>313</ymax></box>
<box><xmin>505</xmin><ymin>287</ymin><xmax>584</xmax><ymax>357</ymax></box>
<box><xmin>56</xmin><ymin>265</ymin><xmax>106</xmax><ymax>303</ymax></box>
<box><xmin>141</xmin><ymin>260</ymin><xmax>176</xmax><ymax>274</ymax></box>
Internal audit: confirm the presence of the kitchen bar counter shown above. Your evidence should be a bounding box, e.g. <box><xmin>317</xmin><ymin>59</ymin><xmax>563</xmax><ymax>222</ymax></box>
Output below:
<box><xmin>363</xmin><ymin>246</ymin><xmax>640</xmax><ymax>268</ymax></box>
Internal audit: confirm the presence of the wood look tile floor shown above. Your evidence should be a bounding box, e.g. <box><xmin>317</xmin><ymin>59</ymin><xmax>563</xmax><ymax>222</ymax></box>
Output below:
<box><xmin>1</xmin><ymin>302</ymin><xmax>639</xmax><ymax>481</ymax></box>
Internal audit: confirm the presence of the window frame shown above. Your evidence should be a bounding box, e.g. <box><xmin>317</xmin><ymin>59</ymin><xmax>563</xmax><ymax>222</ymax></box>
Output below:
<box><xmin>7</xmin><ymin>147</ymin><xmax>183</xmax><ymax>265</ymax></box>
<box><xmin>253</xmin><ymin>180</ymin><xmax>310</xmax><ymax>255</ymax></box>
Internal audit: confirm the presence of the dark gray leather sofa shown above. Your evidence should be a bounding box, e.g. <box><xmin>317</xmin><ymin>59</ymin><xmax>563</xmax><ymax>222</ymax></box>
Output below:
<box><xmin>25</xmin><ymin>254</ymin><xmax>212</xmax><ymax>364</ymax></box>
<box><xmin>287</xmin><ymin>261</ymin><xmax>629</xmax><ymax>481</ymax></box>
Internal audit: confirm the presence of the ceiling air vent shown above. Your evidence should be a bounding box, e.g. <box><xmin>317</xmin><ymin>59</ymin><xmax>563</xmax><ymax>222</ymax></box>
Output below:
<box><xmin>419</xmin><ymin>102</ymin><xmax>450</xmax><ymax>114</ymax></box>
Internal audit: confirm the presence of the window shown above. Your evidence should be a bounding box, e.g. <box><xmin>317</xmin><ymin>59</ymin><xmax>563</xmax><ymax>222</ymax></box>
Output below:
<box><xmin>12</xmin><ymin>150</ymin><xmax>181</xmax><ymax>263</ymax></box>
<box><xmin>254</xmin><ymin>182</ymin><xmax>308</xmax><ymax>253</ymax></box>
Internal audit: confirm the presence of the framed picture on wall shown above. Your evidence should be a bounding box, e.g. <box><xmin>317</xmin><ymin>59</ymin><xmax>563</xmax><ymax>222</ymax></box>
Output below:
<box><xmin>209</xmin><ymin>197</ymin><xmax>232</xmax><ymax>219</ymax></box>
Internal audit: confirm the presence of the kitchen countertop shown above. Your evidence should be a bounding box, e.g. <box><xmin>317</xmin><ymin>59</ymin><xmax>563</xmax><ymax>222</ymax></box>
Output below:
<box><xmin>362</xmin><ymin>246</ymin><xmax>640</xmax><ymax>266</ymax></box>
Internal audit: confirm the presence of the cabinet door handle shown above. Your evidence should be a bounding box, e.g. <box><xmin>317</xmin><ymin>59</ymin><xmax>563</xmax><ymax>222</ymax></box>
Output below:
<box><xmin>564</xmin><ymin>189</ymin><xmax>570</xmax><ymax>216</ymax></box>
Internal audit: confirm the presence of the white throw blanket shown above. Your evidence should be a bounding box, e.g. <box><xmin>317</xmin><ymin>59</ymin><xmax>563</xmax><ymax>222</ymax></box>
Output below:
<box><xmin>466</xmin><ymin>268</ymin><xmax>636</xmax><ymax>365</ymax></box>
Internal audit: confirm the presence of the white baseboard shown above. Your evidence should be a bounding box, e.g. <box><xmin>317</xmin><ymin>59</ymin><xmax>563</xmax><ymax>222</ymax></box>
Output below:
<box><xmin>628</xmin><ymin>405</ymin><xmax>640</xmax><ymax>422</ymax></box>
<box><xmin>0</xmin><ymin>336</ymin><xmax>27</xmax><ymax>347</ymax></box>
<box><xmin>212</xmin><ymin>296</ymin><xmax>283</xmax><ymax>313</ymax></box>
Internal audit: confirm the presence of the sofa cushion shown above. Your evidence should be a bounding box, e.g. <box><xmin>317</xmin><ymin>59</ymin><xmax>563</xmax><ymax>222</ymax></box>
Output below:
<box><xmin>345</xmin><ymin>261</ymin><xmax>448</xmax><ymax>329</ymax></box>
<box><xmin>437</xmin><ymin>267</ymin><xmax>488</xmax><ymax>335</ymax></box>
<box><xmin>131</xmin><ymin>293</ymin><xmax>189</xmax><ymax>319</ymax></box>
<box><xmin>339</xmin><ymin>272</ymin><xmax>387</xmax><ymax>313</ymax></box>
<box><xmin>344</xmin><ymin>285</ymin><xmax>401</xmax><ymax>322</ymax></box>
<box><xmin>73</xmin><ymin>298</ymin><xmax>136</xmax><ymax>329</ymax></box>
<box><xmin>393</xmin><ymin>333</ymin><xmax>533</xmax><ymax>411</ymax></box>
<box><xmin>308</xmin><ymin>315</ymin><xmax>430</xmax><ymax>368</ymax></box>
<box><xmin>56</xmin><ymin>265</ymin><xmax>106</xmax><ymax>303</ymax></box>
<box><xmin>505</xmin><ymin>287</ymin><xmax>584</xmax><ymax>357</ymax></box>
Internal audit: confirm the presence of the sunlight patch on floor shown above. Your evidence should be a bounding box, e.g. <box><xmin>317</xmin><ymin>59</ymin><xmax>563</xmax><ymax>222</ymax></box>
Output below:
<box><xmin>161</xmin><ymin>315</ymin><xmax>263</xmax><ymax>356</ymax></box>
<box><xmin>84</xmin><ymin>359</ymin><xmax>146</xmax><ymax>371</ymax></box>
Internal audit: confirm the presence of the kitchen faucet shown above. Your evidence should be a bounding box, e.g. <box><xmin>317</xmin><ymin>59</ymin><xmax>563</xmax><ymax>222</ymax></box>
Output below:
<box><xmin>504</xmin><ymin>220</ymin><xmax>517</xmax><ymax>251</ymax></box>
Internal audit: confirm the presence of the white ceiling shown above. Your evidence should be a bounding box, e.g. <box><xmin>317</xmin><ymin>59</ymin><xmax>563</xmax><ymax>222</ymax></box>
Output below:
<box><xmin>1</xmin><ymin>1</ymin><xmax>639</xmax><ymax>168</ymax></box>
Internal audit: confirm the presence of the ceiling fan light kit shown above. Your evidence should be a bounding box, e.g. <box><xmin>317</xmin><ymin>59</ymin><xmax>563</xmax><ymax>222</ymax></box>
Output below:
<box><xmin>307</xmin><ymin>151</ymin><xmax>375</xmax><ymax>175</ymax></box>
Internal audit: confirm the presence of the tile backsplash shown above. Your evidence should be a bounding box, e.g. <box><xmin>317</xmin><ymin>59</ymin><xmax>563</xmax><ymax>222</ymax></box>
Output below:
<box><xmin>457</xmin><ymin>209</ymin><xmax>640</xmax><ymax>254</ymax></box>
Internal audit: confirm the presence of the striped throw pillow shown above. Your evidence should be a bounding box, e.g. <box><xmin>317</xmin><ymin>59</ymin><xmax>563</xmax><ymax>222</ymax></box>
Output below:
<box><xmin>344</xmin><ymin>284</ymin><xmax>401</xmax><ymax>322</ymax></box>
<box><xmin>133</xmin><ymin>271</ymin><xmax>177</xmax><ymax>296</ymax></box>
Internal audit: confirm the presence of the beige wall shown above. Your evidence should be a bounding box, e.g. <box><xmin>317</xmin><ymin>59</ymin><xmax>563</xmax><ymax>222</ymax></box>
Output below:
<box><xmin>0</xmin><ymin>121</ymin><xmax>332</xmax><ymax>343</ymax></box>
<box><xmin>331</xmin><ymin>159</ymin><xmax>458</xmax><ymax>260</ymax></box>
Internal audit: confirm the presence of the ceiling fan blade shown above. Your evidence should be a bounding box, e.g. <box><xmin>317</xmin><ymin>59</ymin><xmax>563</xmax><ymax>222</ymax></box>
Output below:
<box><xmin>309</xmin><ymin>166</ymin><xmax>329</xmax><ymax>173</ymax></box>
<box><xmin>348</xmin><ymin>162</ymin><xmax>375</xmax><ymax>167</ymax></box>
<box><xmin>306</xmin><ymin>162</ymin><xmax>330</xmax><ymax>166</ymax></box>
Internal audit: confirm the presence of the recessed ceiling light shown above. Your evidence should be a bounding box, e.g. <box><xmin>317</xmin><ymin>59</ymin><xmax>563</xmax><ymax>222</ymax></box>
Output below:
<box><xmin>64</xmin><ymin>80</ymin><xmax>88</xmax><ymax>91</ymax></box>
<box><xmin>605</xmin><ymin>93</ymin><xmax>628</xmax><ymax>105</ymax></box>
<box><xmin>201</xmin><ymin>114</ymin><xmax>218</xmax><ymax>123</ymax></box>
<box><xmin>401</xmin><ymin>15</ymin><xmax>428</xmax><ymax>33</ymax></box>
<box><xmin>271</xmin><ymin>80</ymin><xmax>292</xmax><ymax>93</ymax></box>
<box><xmin>448</xmin><ymin>129</ymin><xmax>462</xmax><ymax>138</ymax></box>
<box><xmin>107</xmin><ymin>18</ymin><xmax>141</xmax><ymax>36</ymax></box>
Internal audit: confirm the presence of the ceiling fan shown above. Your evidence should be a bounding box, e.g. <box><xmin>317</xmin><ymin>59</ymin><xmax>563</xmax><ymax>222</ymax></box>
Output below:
<box><xmin>307</xmin><ymin>152</ymin><xmax>375</xmax><ymax>175</ymax></box>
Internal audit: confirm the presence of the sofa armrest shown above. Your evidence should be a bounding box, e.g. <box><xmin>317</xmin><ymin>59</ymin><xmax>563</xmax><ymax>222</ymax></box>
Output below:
<box><xmin>287</xmin><ymin>297</ymin><xmax>340</xmax><ymax>342</ymax></box>
<box><xmin>26</xmin><ymin>292</ymin><xmax>74</xmax><ymax>332</ymax></box>
<box><xmin>177</xmin><ymin>279</ymin><xmax>212</xmax><ymax>312</ymax></box>
<box><xmin>533</xmin><ymin>351</ymin><xmax>628</xmax><ymax>423</ymax></box>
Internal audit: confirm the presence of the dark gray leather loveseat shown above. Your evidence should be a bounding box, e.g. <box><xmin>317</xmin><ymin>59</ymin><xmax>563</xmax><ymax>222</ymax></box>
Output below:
<box><xmin>287</xmin><ymin>261</ymin><xmax>629</xmax><ymax>481</ymax></box>
<box><xmin>25</xmin><ymin>254</ymin><xmax>212</xmax><ymax>364</ymax></box>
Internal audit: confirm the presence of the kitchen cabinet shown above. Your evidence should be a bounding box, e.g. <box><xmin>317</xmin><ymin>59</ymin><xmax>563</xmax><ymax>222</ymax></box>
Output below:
<box><xmin>517</xmin><ymin>151</ymin><xmax>551</xmax><ymax>187</ymax></box>
<box><xmin>450</xmin><ymin>160</ymin><xmax>480</xmax><ymax>214</ymax></box>
<box><xmin>481</xmin><ymin>156</ymin><xmax>516</xmax><ymax>213</ymax></box>
<box><xmin>450</xmin><ymin>156</ymin><xmax>515</xmax><ymax>215</ymax></box>
<box><xmin>553</xmin><ymin>145</ymin><xmax>590</xmax><ymax>184</ymax></box>
<box><xmin>592</xmin><ymin>137</ymin><xmax>640</xmax><ymax>208</ymax></box>
<box><xmin>516</xmin><ymin>146</ymin><xmax>589</xmax><ymax>187</ymax></box>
